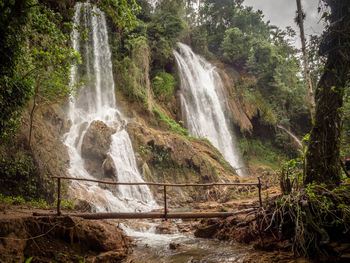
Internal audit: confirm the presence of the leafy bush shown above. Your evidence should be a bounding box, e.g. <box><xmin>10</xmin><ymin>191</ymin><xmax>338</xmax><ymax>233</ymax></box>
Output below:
<box><xmin>239</xmin><ymin>137</ymin><xmax>286</xmax><ymax>168</ymax></box>
<box><xmin>152</xmin><ymin>71</ymin><xmax>176</xmax><ymax>102</ymax></box>
<box><xmin>0</xmin><ymin>150</ymin><xmax>41</xmax><ymax>199</ymax></box>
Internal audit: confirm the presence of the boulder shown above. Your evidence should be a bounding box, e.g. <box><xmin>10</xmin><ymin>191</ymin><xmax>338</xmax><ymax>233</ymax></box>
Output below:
<box><xmin>81</xmin><ymin>120</ymin><xmax>116</xmax><ymax>178</ymax></box>
<box><xmin>169</xmin><ymin>242</ymin><xmax>181</xmax><ymax>250</ymax></box>
<box><xmin>102</xmin><ymin>154</ymin><xmax>117</xmax><ymax>179</ymax></box>
<box><xmin>74</xmin><ymin>199</ymin><xmax>93</xmax><ymax>212</ymax></box>
<box><xmin>156</xmin><ymin>221</ymin><xmax>177</xmax><ymax>234</ymax></box>
<box><xmin>194</xmin><ymin>223</ymin><xmax>219</xmax><ymax>238</ymax></box>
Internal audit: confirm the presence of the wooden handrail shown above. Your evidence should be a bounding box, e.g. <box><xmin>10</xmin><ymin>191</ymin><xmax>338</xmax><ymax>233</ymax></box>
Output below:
<box><xmin>52</xmin><ymin>175</ymin><xmax>263</xmax><ymax>217</ymax></box>
<box><xmin>51</xmin><ymin>176</ymin><xmax>259</xmax><ymax>187</ymax></box>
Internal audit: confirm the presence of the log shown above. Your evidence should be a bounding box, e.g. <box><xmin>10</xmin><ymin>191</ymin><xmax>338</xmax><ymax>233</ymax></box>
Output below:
<box><xmin>33</xmin><ymin>208</ymin><xmax>256</xmax><ymax>220</ymax></box>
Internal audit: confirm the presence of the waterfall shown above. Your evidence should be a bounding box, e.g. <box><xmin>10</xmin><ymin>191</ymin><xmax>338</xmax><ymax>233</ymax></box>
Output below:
<box><xmin>64</xmin><ymin>3</ymin><xmax>157</xmax><ymax>212</ymax></box>
<box><xmin>174</xmin><ymin>43</ymin><xmax>246</xmax><ymax>176</ymax></box>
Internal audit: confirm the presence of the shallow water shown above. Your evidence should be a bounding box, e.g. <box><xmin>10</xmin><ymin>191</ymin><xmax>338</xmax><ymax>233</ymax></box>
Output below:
<box><xmin>122</xmin><ymin>220</ymin><xmax>251</xmax><ymax>263</ymax></box>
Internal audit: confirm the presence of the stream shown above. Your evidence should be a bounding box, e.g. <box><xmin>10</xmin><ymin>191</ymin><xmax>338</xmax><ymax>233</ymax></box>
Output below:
<box><xmin>121</xmin><ymin>220</ymin><xmax>251</xmax><ymax>263</ymax></box>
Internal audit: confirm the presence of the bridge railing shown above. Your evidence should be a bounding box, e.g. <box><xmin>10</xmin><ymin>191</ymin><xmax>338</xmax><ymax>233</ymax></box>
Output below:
<box><xmin>51</xmin><ymin>176</ymin><xmax>262</xmax><ymax>218</ymax></box>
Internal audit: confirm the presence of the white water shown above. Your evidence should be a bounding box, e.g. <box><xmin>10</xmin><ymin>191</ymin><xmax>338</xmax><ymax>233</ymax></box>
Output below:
<box><xmin>64</xmin><ymin>3</ymin><xmax>157</xmax><ymax>212</ymax></box>
<box><xmin>121</xmin><ymin>220</ymin><xmax>249</xmax><ymax>262</ymax></box>
<box><xmin>174</xmin><ymin>43</ymin><xmax>246</xmax><ymax>176</ymax></box>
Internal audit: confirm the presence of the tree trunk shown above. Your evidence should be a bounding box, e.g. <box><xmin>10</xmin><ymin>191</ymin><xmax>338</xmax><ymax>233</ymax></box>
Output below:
<box><xmin>305</xmin><ymin>0</ymin><xmax>350</xmax><ymax>186</ymax></box>
<box><xmin>29</xmin><ymin>87</ymin><xmax>38</xmax><ymax>147</ymax></box>
<box><xmin>296</xmin><ymin>0</ymin><xmax>315</xmax><ymax>122</ymax></box>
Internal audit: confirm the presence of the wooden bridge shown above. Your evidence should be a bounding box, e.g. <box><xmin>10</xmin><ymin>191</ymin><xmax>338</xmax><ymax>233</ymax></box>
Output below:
<box><xmin>33</xmin><ymin>176</ymin><xmax>263</xmax><ymax>220</ymax></box>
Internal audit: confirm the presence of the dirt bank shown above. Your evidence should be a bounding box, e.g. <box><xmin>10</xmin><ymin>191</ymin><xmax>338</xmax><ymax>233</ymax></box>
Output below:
<box><xmin>0</xmin><ymin>214</ymin><xmax>132</xmax><ymax>262</ymax></box>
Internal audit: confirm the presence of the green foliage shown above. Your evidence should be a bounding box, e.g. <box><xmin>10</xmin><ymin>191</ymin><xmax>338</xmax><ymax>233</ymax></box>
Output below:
<box><xmin>0</xmin><ymin>0</ymin><xmax>33</xmax><ymax>136</ymax></box>
<box><xmin>95</xmin><ymin>0</ymin><xmax>141</xmax><ymax>31</ymax></box>
<box><xmin>153</xmin><ymin>106</ymin><xmax>189</xmax><ymax>136</ymax></box>
<box><xmin>115</xmin><ymin>36</ymin><xmax>152</xmax><ymax>108</ymax></box>
<box><xmin>341</xmin><ymin>83</ymin><xmax>350</xmax><ymax>157</ymax></box>
<box><xmin>152</xmin><ymin>71</ymin><xmax>176</xmax><ymax>102</ymax></box>
<box><xmin>139</xmin><ymin>145</ymin><xmax>152</xmax><ymax>155</ymax></box>
<box><xmin>221</xmin><ymin>27</ymin><xmax>252</xmax><ymax>66</ymax></box>
<box><xmin>0</xmin><ymin>192</ymin><xmax>75</xmax><ymax>210</ymax></box>
<box><xmin>199</xmin><ymin>0</ymin><xmax>244</xmax><ymax>53</ymax></box>
<box><xmin>0</xmin><ymin>149</ymin><xmax>41</xmax><ymax>199</ymax></box>
<box><xmin>239</xmin><ymin>137</ymin><xmax>287</xmax><ymax>168</ymax></box>
<box><xmin>279</xmin><ymin>156</ymin><xmax>304</xmax><ymax>194</ymax></box>
<box><xmin>147</xmin><ymin>0</ymin><xmax>187</xmax><ymax>69</ymax></box>
<box><xmin>272</xmin><ymin>184</ymin><xmax>350</xmax><ymax>257</ymax></box>
<box><xmin>53</xmin><ymin>198</ymin><xmax>75</xmax><ymax>210</ymax></box>
<box><xmin>0</xmin><ymin>0</ymin><xmax>80</xmax><ymax>137</ymax></box>
<box><xmin>0</xmin><ymin>193</ymin><xmax>48</xmax><ymax>208</ymax></box>
<box><xmin>24</xmin><ymin>4</ymin><xmax>80</xmax><ymax>102</ymax></box>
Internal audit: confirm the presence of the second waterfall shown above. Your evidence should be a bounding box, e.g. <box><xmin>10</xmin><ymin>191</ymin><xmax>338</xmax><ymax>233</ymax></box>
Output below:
<box><xmin>174</xmin><ymin>43</ymin><xmax>246</xmax><ymax>176</ymax></box>
<box><xmin>64</xmin><ymin>3</ymin><xmax>157</xmax><ymax>212</ymax></box>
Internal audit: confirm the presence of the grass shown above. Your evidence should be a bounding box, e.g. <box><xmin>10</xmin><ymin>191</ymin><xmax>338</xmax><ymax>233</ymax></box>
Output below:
<box><xmin>153</xmin><ymin>105</ymin><xmax>189</xmax><ymax>136</ymax></box>
<box><xmin>0</xmin><ymin>193</ymin><xmax>75</xmax><ymax>210</ymax></box>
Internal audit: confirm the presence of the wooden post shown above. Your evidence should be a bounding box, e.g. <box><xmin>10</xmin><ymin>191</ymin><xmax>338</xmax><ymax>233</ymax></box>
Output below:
<box><xmin>163</xmin><ymin>185</ymin><xmax>167</xmax><ymax>220</ymax></box>
<box><xmin>57</xmin><ymin>177</ymin><xmax>61</xmax><ymax>216</ymax></box>
<box><xmin>258</xmin><ymin>177</ymin><xmax>262</xmax><ymax>207</ymax></box>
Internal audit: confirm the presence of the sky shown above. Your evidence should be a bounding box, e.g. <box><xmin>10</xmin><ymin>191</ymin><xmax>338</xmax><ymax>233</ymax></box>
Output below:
<box><xmin>244</xmin><ymin>0</ymin><xmax>325</xmax><ymax>45</ymax></box>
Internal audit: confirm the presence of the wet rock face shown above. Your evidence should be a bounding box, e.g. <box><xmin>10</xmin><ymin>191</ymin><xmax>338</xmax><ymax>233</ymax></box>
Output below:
<box><xmin>81</xmin><ymin>120</ymin><xmax>115</xmax><ymax>161</ymax></box>
<box><xmin>81</xmin><ymin>120</ymin><xmax>116</xmax><ymax>178</ymax></box>
<box><xmin>126</xmin><ymin>122</ymin><xmax>238</xmax><ymax>203</ymax></box>
<box><xmin>0</xmin><ymin>216</ymin><xmax>132</xmax><ymax>263</ymax></box>
<box><xmin>18</xmin><ymin>103</ymin><xmax>71</xmax><ymax>202</ymax></box>
<box><xmin>102</xmin><ymin>154</ymin><xmax>117</xmax><ymax>178</ymax></box>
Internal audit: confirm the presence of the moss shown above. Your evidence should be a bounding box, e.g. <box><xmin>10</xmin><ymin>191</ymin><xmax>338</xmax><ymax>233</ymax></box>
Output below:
<box><xmin>153</xmin><ymin>105</ymin><xmax>189</xmax><ymax>136</ymax></box>
<box><xmin>239</xmin><ymin>137</ymin><xmax>287</xmax><ymax>169</ymax></box>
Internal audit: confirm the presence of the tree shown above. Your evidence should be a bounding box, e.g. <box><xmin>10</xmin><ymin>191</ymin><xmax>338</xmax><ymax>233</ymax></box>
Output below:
<box><xmin>221</xmin><ymin>27</ymin><xmax>253</xmax><ymax>67</ymax></box>
<box><xmin>0</xmin><ymin>0</ymin><xmax>32</xmax><ymax>137</ymax></box>
<box><xmin>295</xmin><ymin>0</ymin><xmax>316</xmax><ymax>122</ymax></box>
<box><xmin>199</xmin><ymin>0</ymin><xmax>244</xmax><ymax>53</ymax></box>
<box><xmin>95</xmin><ymin>0</ymin><xmax>140</xmax><ymax>31</ymax></box>
<box><xmin>305</xmin><ymin>0</ymin><xmax>350</xmax><ymax>186</ymax></box>
<box><xmin>147</xmin><ymin>0</ymin><xmax>186</xmax><ymax>70</ymax></box>
<box><xmin>17</xmin><ymin>3</ymin><xmax>80</xmax><ymax>146</ymax></box>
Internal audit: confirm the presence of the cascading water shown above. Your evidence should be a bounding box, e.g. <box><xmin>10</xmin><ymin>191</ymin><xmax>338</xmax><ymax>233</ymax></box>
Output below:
<box><xmin>64</xmin><ymin>3</ymin><xmax>157</xmax><ymax>212</ymax></box>
<box><xmin>174</xmin><ymin>43</ymin><xmax>246</xmax><ymax>176</ymax></box>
